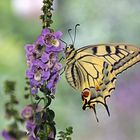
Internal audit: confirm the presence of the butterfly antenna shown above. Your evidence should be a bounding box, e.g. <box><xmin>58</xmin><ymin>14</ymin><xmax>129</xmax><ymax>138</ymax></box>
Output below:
<box><xmin>73</xmin><ymin>24</ymin><xmax>80</xmax><ymax>45</ymax></box>
<box><xmin>92</xmin><ymin>105</ymin><xmax>99</xmax><ymax>122</ymax></box>
<box><xmin>60</xmin><ymin>39</ymin><xmax>68</xmax><ymax>46</ymax></box>
<box><xmin>68</xmin><ymin>29</ymin><xmax>74</xmax><ymax>44</ymax></box>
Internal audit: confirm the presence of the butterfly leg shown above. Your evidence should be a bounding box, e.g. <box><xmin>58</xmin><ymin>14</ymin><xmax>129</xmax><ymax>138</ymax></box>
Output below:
<box><xmin>60</xmin><ymin>66</ymin><xmax>66</xmax><ymax>75</ymax></box>
<box><xmin>59</xmin><ymin>56</ymin><xmax>65</xmax><ymax>62</ymax></box>
<box><xmin>92</xmin><ymin>105</ymin><xmax>99</xmax><ymax>122</ymax></box>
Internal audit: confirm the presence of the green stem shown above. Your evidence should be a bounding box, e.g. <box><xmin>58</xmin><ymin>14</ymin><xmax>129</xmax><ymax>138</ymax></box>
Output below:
<box><xmin>43</xmin><ymin>96</ymin><xmax>52</xmax><ymax>109</ymax></box>
<box><xmin>40</xmin><ymin>0</ymin><xmax>54</xmax><ymax>28</ymax></box>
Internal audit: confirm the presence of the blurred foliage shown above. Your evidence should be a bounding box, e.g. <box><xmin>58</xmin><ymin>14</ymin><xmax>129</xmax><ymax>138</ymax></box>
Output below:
<box><xmin>58</xmin><ymin>127</ymin><xmax>73</xmax><ymax>140</ymax></box>
<box><xmin>2</xmin><ymin>80</ymin><xmax>26</xmax><ymax>140</ymax></box>
<box><xmin>0</xmin><ymin>0</ymin><xmax>140</xmax><ymax>140</ymax></box>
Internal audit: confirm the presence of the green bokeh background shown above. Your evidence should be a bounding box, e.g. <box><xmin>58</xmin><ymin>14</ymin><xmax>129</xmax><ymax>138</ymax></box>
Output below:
<box><xmin>0</xmin><ymin>0</ymin><xmax>140</xmax><ymax>140</ymax></box>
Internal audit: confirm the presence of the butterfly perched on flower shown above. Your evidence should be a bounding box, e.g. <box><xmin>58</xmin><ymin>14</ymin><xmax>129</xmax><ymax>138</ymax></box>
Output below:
<box><xmin>63</xmin><ymin>24</ymin><xmax>140</xmax><ymax>121</ymax></box>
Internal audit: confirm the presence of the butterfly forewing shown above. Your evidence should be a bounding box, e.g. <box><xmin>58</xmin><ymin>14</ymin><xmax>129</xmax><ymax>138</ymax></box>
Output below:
<box><xmin>77</xmin><ymin>44</ymin><xmax>140</xmax><ymax>75</ymax></box>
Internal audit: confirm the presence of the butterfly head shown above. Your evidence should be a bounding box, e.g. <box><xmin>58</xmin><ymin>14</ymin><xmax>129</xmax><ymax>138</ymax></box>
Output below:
<box><xmin>64</xmin><ymin>44</ymin><xmax>74</xmax><ymax>51</ymax></box>
<box><xmin>64</xmin><ymin>44</ymin><xmax>76</xmax><ymax>59</ymax></box>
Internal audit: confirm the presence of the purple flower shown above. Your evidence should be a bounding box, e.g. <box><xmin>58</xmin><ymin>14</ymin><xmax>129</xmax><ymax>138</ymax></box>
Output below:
<box><xmin>51</xmin><ymin>62</ymin><xmax>62</xmax><ymax>73</ymax></box>
<box><xmin>40</xmin><ymin>52</ymin><xmax>49</xmax><ymax>63</ymax></box>
<box><xmin>25</xmin><ymin>28</ymin><xmax>64</xmax><ymax>94</ymax></box>
<box><xmin>26</xmin><ymin>121</ymin><xmax>36</xmax><ymax>134</ymax></box>
<box><xmin>28</xmin><ymin>135</ymin><xmax>39</xmax><ymax>140</ymax></box>
<box><xmin>25</xmin><ymin>44</ymin><xmax>36</xmax><ymax>67</ymax></box>
<box><xmin>48</xmin><ymin>131</ymin><xmax>55</xmax><ymax>139</ymax></box>
<box><xmin>26</xmin><ymin>60</ymin><xmax>50</xmax><ymax>88</ymax></box>
<box><xmin>25</xmin><ymin>44</ymin><xmax>46</xmax><ymax>67</ymax></box>
<box><xmin>25</xmin><ymin>120</ymin><xmax>37</xmax><ymax>140</ymax></box>
<box><xmin>1</xmin><ymin>130</ymin><xmax>16</xmax><ymax>140</ymax></box>
<box><xmin>25</xmin><ymin>44</ymin><xmax>35</xmax><ymax>58</ymax></box>
<box><xmin>21</xmin><ymin>105</ymin><xmax>43</xmax><ymax>140</ymax></box>
<box><xmin>36</xmin><ymin>28</ymin><xmax>64</xmax><ymax>52</ymax></box>
<box><xmin>47</xmin><ymin>53</ymin><xmax>57</xmax><ymax>69</ymax></box>
<box><xmin>30</xmin><ymin>86</ymin><xmax>38</xmax><ymax>94</ymax></box>
<box><xmin>46</xmin><ymin>73</ymin><xmax>60</xmax><ymax>93</ymax></box>
<box><xmin>21</xmin><ymin>105</ymin><xmax>34</xmax><ymax>119</ymax></box>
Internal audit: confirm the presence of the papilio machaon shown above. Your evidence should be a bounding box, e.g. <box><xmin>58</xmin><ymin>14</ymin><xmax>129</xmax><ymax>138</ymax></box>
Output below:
<box><xmin>64</xmin><ymin>26</ymin><xmax>140</xmax><ymax>121</ymax></box>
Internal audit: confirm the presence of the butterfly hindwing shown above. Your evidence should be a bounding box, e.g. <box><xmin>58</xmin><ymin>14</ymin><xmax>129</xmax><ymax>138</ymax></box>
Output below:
<box><xmin>65</xmin><ymin>51</ymin><xmax>117</xmax><ymax>111</ymax></box>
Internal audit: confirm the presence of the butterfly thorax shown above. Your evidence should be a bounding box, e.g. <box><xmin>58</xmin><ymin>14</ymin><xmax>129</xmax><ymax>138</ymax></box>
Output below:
<box><xmin>64</xmin><ymin>44</ymin><xmax>77</xmax><ymax>64</ymax></box>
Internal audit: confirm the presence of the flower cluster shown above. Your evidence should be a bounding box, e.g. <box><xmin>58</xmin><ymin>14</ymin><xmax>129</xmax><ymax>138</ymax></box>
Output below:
<box><xmin>21</xmin><ymin>105</ymin><xmax>56</xmax><ymax>140</ymax></box>
<box><xmin>21</xmin><ymin>105</ymin><xmax>38</xmax><ymax>140</ymax></box>
<box><xmin>25</xmin><ymin>28</ymin><xmax>64</xmax><ymax>94</ymax></box>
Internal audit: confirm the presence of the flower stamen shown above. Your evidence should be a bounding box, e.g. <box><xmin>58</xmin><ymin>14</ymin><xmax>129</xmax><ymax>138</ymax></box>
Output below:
<box><xmin>50</xmin><ymin>39</ymin><xmax>60</xmax><ymax>47</ymax></box>
<box><xmin>34</xmin><ymin>71</ymin><xmax>42</xmax><ymax>81</ymax></box>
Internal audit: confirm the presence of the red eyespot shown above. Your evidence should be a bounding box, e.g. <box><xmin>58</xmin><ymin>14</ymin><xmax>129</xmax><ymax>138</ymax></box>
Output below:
<box><xmin>82</xmin><ymin>89</ymin><xmax>90</xmax><ymax>98</ymax></box>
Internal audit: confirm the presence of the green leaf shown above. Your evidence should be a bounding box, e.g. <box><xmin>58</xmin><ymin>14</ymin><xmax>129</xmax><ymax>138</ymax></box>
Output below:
<box><xmin>35</xmin><ymin>95</ymin><xmax>41</xmax><ymax>100</ymax></box>
<box><xmin>58</xmin><ymin>131</ymin><xmax>65</xmax><ymax>135</ymax></box>
<box><xmin>66</xmin><ymin>137</ymin><xmax>72</xmax><ymax>140</ymax></box>
<box><xmin>47</xmin><ymin>109</ymin><xmax>55</xmax><ymax>122</ymax></box>
<box><xmin>4</xmin><ymin>80</ymin><xmax>16</xmax><ymax>94</ymax></box>
<box><xmin>58</xmin><ymin>126</ymin><xmax>73</xmax><ymax>140</ymax></box>
<box><xmin>66</xmin><ymin>127</ymin><xmax>73</xmax><ymax>135</ymax></box>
